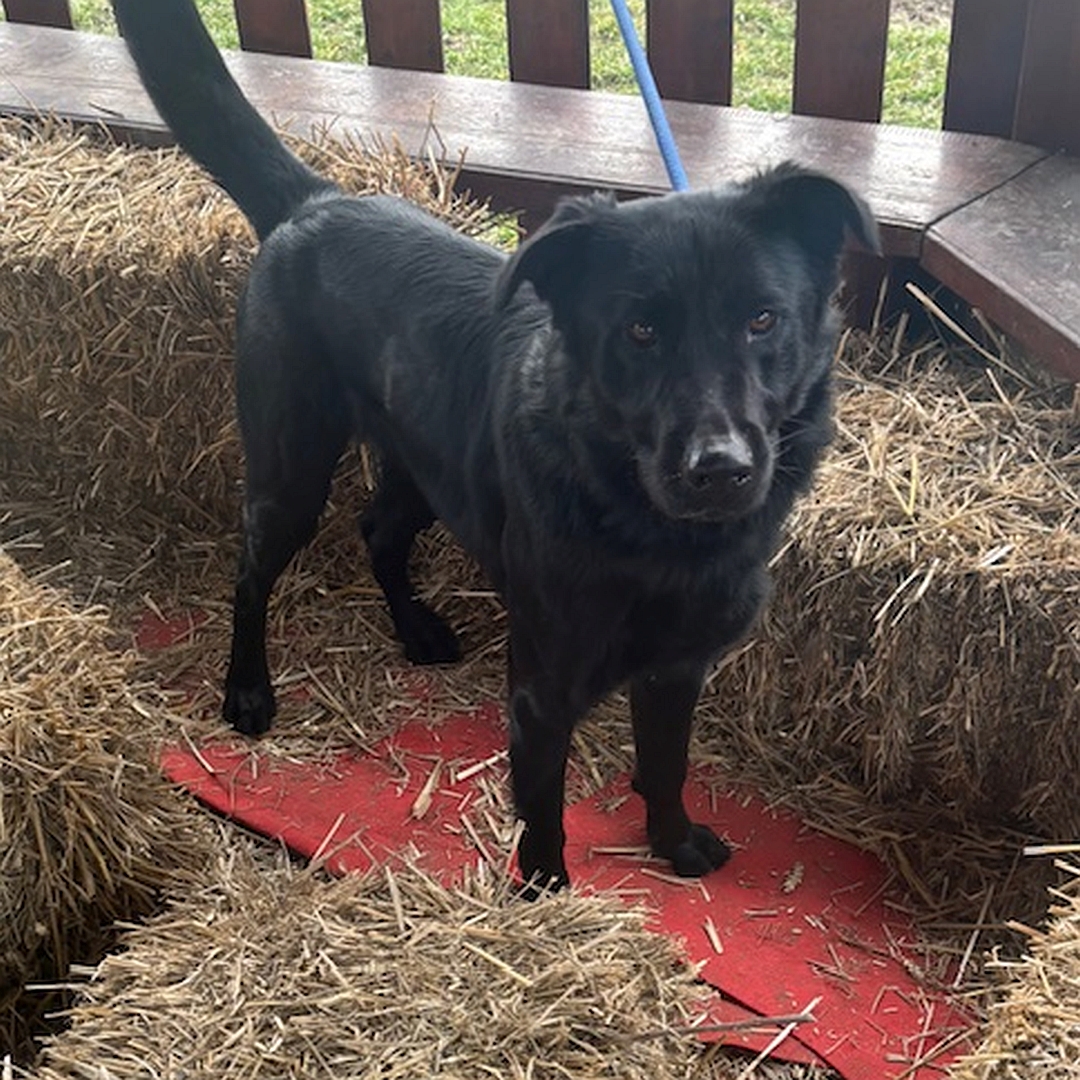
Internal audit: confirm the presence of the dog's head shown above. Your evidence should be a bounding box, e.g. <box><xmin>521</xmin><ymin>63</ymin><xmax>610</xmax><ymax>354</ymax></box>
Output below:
<box><xmin>495</xmin><ymin>162</ymin><xmax>878</xmax><ymax>523</ymax></box>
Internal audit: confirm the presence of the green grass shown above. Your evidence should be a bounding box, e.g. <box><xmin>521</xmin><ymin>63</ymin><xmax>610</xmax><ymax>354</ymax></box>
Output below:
<box><xmin>883</xmin><ymin>18</ymin><xmax>951</xmax><ymax>129</ymax></box>
<box><xmin>733</xmin><ymin>0</ymin><xmax>796</xmax><ymax>113</ymax></box>
<box><xmin>61</xmin><ymin>0</ymin><xmax>950</xmax><ymax>129</ymax></box>
<box><xmin>443</xmin><ymin>0</ymin><xmax>507</xmax><ymax>80</ymax></box>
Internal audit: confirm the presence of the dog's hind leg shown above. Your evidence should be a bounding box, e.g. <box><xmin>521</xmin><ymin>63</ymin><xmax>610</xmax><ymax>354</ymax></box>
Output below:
<box><xmin>360</xmin><ymin>457</ymin><xmax>461</xmax><ymax>665</ymax></box>
<box><xmin>224</xmin><ymin>404</ymin><xmax>349</xmax><ymax>737</ymax></box>
<box><xmin>630</xmin><ymin>663</ymin><xmax>731</xmax><ymax>876</ymax></box>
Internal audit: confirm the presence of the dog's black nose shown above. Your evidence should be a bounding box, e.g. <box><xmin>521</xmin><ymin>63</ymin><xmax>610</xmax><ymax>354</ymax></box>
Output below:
<box><xmin>682</xmin><ymin>433</ymin><xmax>755</xmax><ymax>492</ymax></box>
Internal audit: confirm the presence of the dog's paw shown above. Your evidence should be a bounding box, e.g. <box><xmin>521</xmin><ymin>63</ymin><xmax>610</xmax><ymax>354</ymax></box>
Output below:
<box><xmin>223</xmin><ymin>681</ymin><xmax>277</xmax><ymax>737</ymax></box>
<box><xmin>516</xmin><ymin>855</ymin><xmax>574</xmax><ymax>898</ymax></box>
<box><xmin>517</xmin><ymin>867</ymin><xmax>570</xmax><ymax>901</ymax></box>
<box><xmin>516</xmin><ymin>831</ymin><xmax>570</xmax><ymax>899</ymax></box>
<box><xmin>669</xmin><ymin>824</ymin><xmax>732</xmax><ymax>878</ymax></box>
<box><xmin>397</xmin><ymin>600</ymin><xmax>462</xmax><ymax>666</ymax></box>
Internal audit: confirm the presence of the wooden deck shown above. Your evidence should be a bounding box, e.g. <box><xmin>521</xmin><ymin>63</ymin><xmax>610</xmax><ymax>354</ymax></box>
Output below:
<box><xmin>924</xmin><ymin>154</ymin><xmax>1080</xmax><ymax>381</ymax></box>
<box><xmin>0</xmin><ymin>19</ymin><xmax>1077</xmax><ymax>380</ymax></box>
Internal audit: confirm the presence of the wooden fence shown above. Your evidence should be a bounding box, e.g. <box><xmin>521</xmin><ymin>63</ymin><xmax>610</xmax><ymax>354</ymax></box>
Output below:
<box><xmin>3</xmin><ymin>0</ymin><xmax>1079</xmax><ymax>153</ymax></box>
<box><xmin>2</xmin><ymin>0</ymin><xmax>1078</xmax><ymax>377</ymax></box>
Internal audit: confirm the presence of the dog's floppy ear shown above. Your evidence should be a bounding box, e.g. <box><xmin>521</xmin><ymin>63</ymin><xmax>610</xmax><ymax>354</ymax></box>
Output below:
<box><xmin>744</xmin><ymin>161</ymin><xmax>880</xmax><ymax>263</ymax></box>
<box><xmin>494</xmin><ymin>192</ymin><xmax>617</xmax><ymax>310</ymax></box>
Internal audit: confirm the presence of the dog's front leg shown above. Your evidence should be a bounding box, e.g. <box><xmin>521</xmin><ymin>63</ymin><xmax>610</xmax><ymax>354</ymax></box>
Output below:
<box><xmin>505</xmin><ymin>624</ymin><xmax>579</xmax><ymax>894</ymax></box>
<box><xmin>630</xmin><ymin>663</ymin><xmax>731</xmax><ymax>877</ymax></box>
<box><xmin>509</xmin><ymin>685</ymin><xmax>573</xmax><ymax>894</ymax></box>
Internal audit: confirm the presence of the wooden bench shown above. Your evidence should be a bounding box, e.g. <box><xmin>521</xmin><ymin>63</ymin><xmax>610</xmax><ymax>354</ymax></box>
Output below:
<box><xmin>1</xmin><ymin>0</ymin><xmax>1078</xmax><ymax>380</ymax></box>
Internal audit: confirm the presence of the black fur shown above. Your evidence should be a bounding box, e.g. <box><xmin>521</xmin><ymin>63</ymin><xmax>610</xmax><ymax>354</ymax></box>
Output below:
<box><xmin>113</xmin><ymin>0</ymin><xmax>878</xmax><ymax>889</ymax></box>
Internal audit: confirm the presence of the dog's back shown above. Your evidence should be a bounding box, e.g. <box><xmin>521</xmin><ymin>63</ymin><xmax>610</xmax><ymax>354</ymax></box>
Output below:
<box><xmin>243</xmin><ymin>192</ymin><xmax>510</xmax><ymax>558</ymax></box>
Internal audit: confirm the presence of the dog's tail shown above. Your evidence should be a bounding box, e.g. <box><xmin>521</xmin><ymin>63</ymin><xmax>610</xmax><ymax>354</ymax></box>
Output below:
<box><xmin>112</xmin><ymin>0</ymin><xmax>334</xmax><ymax>239</ymax></box>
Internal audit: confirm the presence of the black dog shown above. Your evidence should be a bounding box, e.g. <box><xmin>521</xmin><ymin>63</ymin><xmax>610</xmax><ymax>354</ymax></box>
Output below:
<box><xmin>114</xmin><ymin>0</ymin><xmax>877</xmax><ymax>890</ymax></box>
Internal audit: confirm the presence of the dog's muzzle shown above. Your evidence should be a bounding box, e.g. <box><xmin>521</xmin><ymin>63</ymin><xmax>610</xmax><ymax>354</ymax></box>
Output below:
<box><xmin>639</xmin><ymin>425</ymin><xmax>773</xmax><ymax>522</ymax></box>
<box><xmin>681</xmin><ymin>431</ymin><xmax>755</xmax><ymax>494</ymax></box>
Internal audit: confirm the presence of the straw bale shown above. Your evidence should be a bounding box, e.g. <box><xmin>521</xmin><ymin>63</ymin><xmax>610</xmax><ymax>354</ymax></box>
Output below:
<box><xmin>3</xmin><ymin>117</ymin><xmax>1077</xmax><ymax>876</ymax></box>
<box><xmin>32</xmin><ymin>844</ymin><xmax>737</xmax><ymax>1080</ymax></box>
<box><xmin>692</xmin><ymin>335</ymin><xmax>1079</xmax><ymax>926</ymax></box>
<box><xmin>0</xmin><ymin>549</ymin><xmax>211</xmax><ymax>1056</ymax></box>
<box><xmin>0</xmin><ymin>115</ymin><xmax>499</xmax><ymax>605</ymax></box>
<box><xmin>0</xmin><ymin>111</ymin><xmax>510</xmax><ymax>750</ymax></box>
<box><xmin>950</xmin><ymin>860</ymin><xmax>1080</xmax><ymax>1078</ymax></box>
<box><xmin>1</xmin><ymin>115</ymin><xmax>1078</xmax><ymax>1025</ymax></box>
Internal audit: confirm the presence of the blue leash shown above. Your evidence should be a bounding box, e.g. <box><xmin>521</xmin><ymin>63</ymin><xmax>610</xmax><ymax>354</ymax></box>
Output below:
<box><xmin>608</xmin><ymin>0</ymin><xmax>689</xmax><ymax>192</ymax></box>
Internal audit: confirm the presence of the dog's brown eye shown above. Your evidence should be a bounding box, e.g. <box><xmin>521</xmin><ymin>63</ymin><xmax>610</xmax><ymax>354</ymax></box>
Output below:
<box><xmin>627</xmin><ymin>320</ymin><xmax>658</xmax><ymax>347</ymax></box>
<box><xmin>747</xmin><ymin>310</ymin><xmax>777</xmax><ymax>337</ymax></box>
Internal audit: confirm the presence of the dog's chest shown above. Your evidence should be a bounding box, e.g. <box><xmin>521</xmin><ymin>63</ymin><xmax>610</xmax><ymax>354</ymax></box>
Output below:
<box><xmin>623</xmin><ymin>569</ymin><xmax>763</xmax><ymax>670</ymax></box>
<box><xmin>541</xmin><ymin>557</ymin><xmax>766</xmax><ymax>694</ymax></box>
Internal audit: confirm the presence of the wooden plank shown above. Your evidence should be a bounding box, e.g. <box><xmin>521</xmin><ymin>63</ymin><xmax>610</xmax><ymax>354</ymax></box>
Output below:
<box><xmin>234</xmin><ymin>0</ymin><xmax>311</xmax><ymax>58</ymax></box>
<box><xmin>793</xmin><ymin>0</ymin><xmax>889</xmax><ymax>122</ymax></box>
<box><xmin>0</xmin><ymin>22</ymin><xmax>1048</xmax><ymax>255</ymax></box>
<box><xmin>760</xmin><ymin>119</ymin><xmax>1047</xmax><ymax>256</ymax></box>
<box><xmin>362</xmin><ymin>0</ymin><xmax>443</xmax><ymax>73</ymax></box>
<box><xmin>1013</xmin><ymin>0</ymin><xmax>1080</xmax><ymax>154</ymax></box>
<box><xmin>1</xmin><ymin>0</ymin><xmax>72</xmax><ymax>29</ymax></box>
<box><xmin>923</xmin><ymin>155</ymin><xmax>1080</xmax><ymax>381</ymax></box>
<box><xmin>0</xmin><ymin>22</ymin><xmax>1070</xmax><ymax>375</ymax></box>
<box><xmin>646</xmin><ymin>0</ymin><xmax>732</xmax><ymax>105</ymax></box>
<box><xmin>506</xmin><ymin>0</ymin><xmax>588</xmax><ymax>89</ymax></box>
<box><xmin>943</xmin><ymin>0</ymin><xmax>1030</xmax><ymax>138</ymax></box>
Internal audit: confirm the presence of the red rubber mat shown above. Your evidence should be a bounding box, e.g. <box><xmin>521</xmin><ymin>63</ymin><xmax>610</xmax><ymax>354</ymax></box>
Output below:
<box><xmin>161</xmin><ymin>701</ymin><xmax>974</xmax><ymax>1077</ymax></box>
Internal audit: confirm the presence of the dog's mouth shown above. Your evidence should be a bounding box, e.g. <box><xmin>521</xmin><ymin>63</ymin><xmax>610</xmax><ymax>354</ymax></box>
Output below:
<box><xmin>636</xmin><ymin>429</ymin><xmax>774</xmax><ymax>523</ymax></box>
